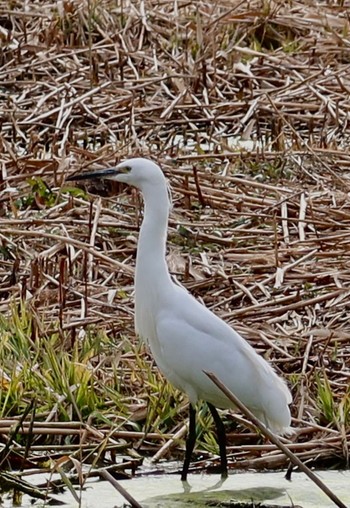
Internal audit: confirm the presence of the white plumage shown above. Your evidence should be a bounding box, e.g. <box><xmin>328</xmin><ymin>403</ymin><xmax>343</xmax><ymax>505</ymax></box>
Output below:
<box><xmin>69</xmin><ymin>157</ymin><xmax>292</xmax><ymax>479</ymax></box>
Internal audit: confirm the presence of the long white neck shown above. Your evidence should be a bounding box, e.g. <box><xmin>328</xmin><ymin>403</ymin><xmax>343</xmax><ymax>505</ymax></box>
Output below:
<box><xmin>135</xmin><ymin>179</ymin><xmax>173</xmax><ymax>296</ymax></box>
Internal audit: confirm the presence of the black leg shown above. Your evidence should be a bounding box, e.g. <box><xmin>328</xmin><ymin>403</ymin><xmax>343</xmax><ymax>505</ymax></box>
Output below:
<box><xmin>181</xmin><ymin>404</ymin><xmax>196</xmax><ymax>481</ymax></box>
<box><xmin>208</xmin><ymin>403</ymin><xmax>228</xmax><ymax>479</ymax></box>
<box><xmin>285</xmin><ymin>461</ymin><xmax>294</xmax><ymax>481</ymax></box>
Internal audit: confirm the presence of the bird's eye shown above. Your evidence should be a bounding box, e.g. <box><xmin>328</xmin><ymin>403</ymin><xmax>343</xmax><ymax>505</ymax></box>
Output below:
<box><xmin>119</xmin><ymin>165</ymin><xmax>131</xmax><ymax>174</ymax></box>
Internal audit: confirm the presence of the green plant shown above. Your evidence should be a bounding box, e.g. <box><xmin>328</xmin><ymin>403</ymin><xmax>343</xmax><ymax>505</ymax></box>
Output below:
<box><xmin>0</xmin><ymin>304</ymin><xmax>129</xmax><ymax>421</ymax></box>
<box><xmin>316</xmin><ymin>372</ymin><xmax>336</xmax><ymax>425</ymax></box>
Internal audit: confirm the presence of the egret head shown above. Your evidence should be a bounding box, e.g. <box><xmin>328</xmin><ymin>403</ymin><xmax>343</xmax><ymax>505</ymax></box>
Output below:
<box><xmin>67</xmin><ymin>158</ymin><xmax>165</xmax><ymax>191</ymax></box>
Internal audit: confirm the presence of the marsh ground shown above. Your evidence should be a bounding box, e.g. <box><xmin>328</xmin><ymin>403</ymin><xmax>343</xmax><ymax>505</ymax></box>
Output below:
<box><xmin>0</xmin><ymin>0</ymin><xmax>349</xmax><ymax>504</ymax></box>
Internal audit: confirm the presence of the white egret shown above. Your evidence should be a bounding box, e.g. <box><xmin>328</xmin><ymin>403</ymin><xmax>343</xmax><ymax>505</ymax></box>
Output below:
<box><xmin>68</xmin><ymin>158</ymin><xmax>292</xmax><ymax>480</ymax></box>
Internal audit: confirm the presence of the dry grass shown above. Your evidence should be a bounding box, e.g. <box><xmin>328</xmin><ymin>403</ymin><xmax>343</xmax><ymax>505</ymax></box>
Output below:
<box><xmin>0</xmin><ymin>0</ymin><xmax>349</xmax><ymax>495</ymax></box>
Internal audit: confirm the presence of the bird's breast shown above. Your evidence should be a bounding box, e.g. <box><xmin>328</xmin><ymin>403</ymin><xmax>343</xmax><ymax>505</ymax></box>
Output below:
<box><xmin>135</xmin><ymin>290</ymin><xmax>162</xmax><ymax>354</ymax></box>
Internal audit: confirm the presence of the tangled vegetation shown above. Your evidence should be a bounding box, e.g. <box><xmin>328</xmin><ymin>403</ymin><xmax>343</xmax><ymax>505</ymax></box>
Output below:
<box><xmin>0</xmin><ymin>0</ymin><xmax>349</xmax><ymax>502</ymax></box>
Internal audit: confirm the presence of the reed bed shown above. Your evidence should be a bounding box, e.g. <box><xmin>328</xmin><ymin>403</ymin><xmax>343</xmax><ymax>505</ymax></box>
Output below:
<box><xmin>0</xmin><ymin>0</ymin><xmax>349</xmax><ymax>501</ymax></box>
